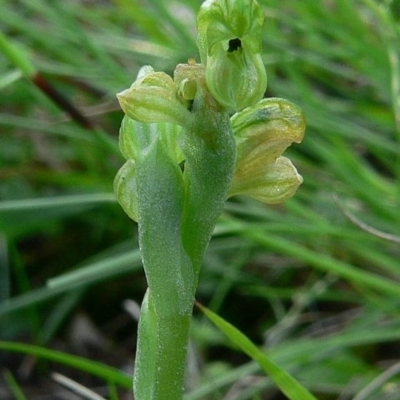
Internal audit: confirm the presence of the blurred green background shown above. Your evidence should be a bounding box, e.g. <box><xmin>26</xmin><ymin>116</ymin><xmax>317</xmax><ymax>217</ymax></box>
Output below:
<box><xmin>1</xmin><ymin>1</ymin><xmax>400</xmax><ymax>399</ymax></box>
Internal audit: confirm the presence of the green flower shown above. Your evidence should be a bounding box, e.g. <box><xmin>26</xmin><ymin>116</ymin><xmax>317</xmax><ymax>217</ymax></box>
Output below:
<box><xmin>206</xmin><ymin>42</ymin><xmax>266</xmax><ymax>112</ymax></box>
<box><xmin>229</xmin><ymin>98</ymin><xmax>306</xmax><ymax>203</ymax></box>
<box><xmin>197</xmin><ymin>0</ymin><xmax>266</xmax><ymax>111</ymax></box>
<box><xmin>114</xmin><ymin>115</ymin><xmax>184</xmax><ymax>223</ymax></box>
<box><xmin>174</xmin><ymin>61</ymin><xmax>206</xmax><ymax>101</ymax></box>
<box><xmin>117</xmin><ymin>66</ymin><xmax>192</xmax><ymax>127</ymax></box>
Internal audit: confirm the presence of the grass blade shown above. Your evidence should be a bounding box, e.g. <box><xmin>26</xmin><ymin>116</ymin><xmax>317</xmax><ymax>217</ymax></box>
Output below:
<box><xmin>0</xmin><ymin>341</ymin><xmax>132</xmax><ymax>388</ymax></box>
<box><xmin>197</xmin><ymin>302</ymin><xmax>318</xmax><ymax>400</ymax></box>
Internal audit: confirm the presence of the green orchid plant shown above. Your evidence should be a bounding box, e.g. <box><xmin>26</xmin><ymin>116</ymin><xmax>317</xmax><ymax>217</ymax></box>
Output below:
<box><xmin>114</xmin><ymin>0</ymin><xmax>305</xmax><ymax>398</ymax></box>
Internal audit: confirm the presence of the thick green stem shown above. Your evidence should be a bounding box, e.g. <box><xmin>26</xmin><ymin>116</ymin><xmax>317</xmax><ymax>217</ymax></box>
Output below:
<box><xmin>133</xmin><ymin>135</ymin><xmax>193</xmax><ymax>400</ymax></box>
<box><xmin>134</xmin><ymin>291</ymin><xmax>191</xmax><ymax>400</ymax></box>
<box><xmin>153</xmin><ymin>314</ymin><xmax>191</xmax><ymax>398</ymax></box>
<box><xmin>181</xmin><ymin>80</ymin><xmax>236</xmax><ymax>272</ymax></box>
<box><xmin>133</xmin><ymin>79</ymin><xmax>236</xmax><ymax>400</ymax></box>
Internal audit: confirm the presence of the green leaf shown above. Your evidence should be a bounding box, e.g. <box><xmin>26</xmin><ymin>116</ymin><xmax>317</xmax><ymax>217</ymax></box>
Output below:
<box><xmin>2</xmin><ymin>369</ymin><xmax>27</xmax><ymax>400</ymax></box>
<box><xmin>0</xmin><ymin>341</ymin><xmax>132</xmax><ymax>388</ymax></box>
<box><xmin>198</xmin><ymin>303</ymin><xmax>319</xmax><ymax>400</ymax></box>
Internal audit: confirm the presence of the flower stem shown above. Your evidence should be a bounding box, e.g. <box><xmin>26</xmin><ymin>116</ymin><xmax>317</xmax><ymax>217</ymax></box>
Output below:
<box><xmin>181</xmin><ymin>80</ymin><xmax>236</xmax><ymax>272</ymax></box>
<box><xmin>134</xmin><ymin>292</ymin><xmax>192</xmax><ymax>400</ymax></box>
<box><xmin>132</xmin><ymin>77</ymin><xmax>236</xmax><ymax>400</ymax></box>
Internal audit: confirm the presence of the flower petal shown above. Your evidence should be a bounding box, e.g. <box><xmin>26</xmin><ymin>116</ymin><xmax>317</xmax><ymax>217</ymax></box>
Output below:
<box><xmin>206</xmin><ymin>42</ymin><xmax>267</xmax><ymax>111</ymax></box>
<box><xmin>229</xmin><ymin>156</ymin><xmax>303</xmax><ymax>204</ymax></box>
<box><xmin>117</xmin><ymin>67</ymin><xmax>191</xmax><ymax>127</ymax></box>
<box><xmin>197</xmin><ymin>0</ymin><xmax>266</xmax><ymax>111</ymax></box>
<box><xmin>232</xmin><ymin>97</ymin><xmax>305</xmax><ymax>166</ymax></box>
<box><xmin>197</xmin><ymin>0</ymin><xmax>264</xmax><ymax>62</ymax></box>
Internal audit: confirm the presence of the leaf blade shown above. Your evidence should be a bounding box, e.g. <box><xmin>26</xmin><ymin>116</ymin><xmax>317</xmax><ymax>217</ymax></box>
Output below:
<box><xmin>198</xmin><ymin>303</ymin><xmax>319</xmax><ymax>400</ymax></box>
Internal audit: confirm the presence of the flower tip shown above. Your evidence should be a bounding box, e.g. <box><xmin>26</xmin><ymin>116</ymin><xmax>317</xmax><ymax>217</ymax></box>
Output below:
<box><xmin>116</xmin><ymin>89</ymin><xmax>126</xmax><ymax>99</ymax></box>
<box><xmin>297</xmin><ymin>171</ymin><xmax>304</xmax><ymax>185</ymax></box>
<box><xmin>116</xmin><ymin>89</ymin><xmax>133</xmax><ymax>115</ymax></box>
<box><xmin>116</xmin><ymin>88</ymin><xmax>128</xmax><ymax>103</ymax></box>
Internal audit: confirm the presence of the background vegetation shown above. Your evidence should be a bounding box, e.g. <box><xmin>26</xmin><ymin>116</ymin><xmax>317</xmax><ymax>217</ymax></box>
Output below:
<box><xmin>1</xmin><ymin>0</ymin><xmax>400</xmax><ymax>399</ymax></box>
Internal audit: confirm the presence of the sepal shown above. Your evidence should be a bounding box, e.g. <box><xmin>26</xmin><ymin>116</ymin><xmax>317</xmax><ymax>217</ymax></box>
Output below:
<box><xmin>229</xmin><ymin>156</ymin><xmax>303</xmax><ymax>204</ymax></box>
<box><xmin>197</xmin><ymin>0</ymin><xmax>266</xmax><ymax>111</ymax></box>
<box><xmin>197</xmin><ymin>0</ymin><xmax>264</xmax><ymax>62</ymax></box>
<box><xmin>206</xmin><ymin>43</ymin><xmax>266</xmax><ymax>111</ymax></box>
<box><xmin>229</xmin><ymin>98</ymin><xmax>305</xmax><ymax>203</ymax></box>
<box><xmin>117</xmin><ymin>66</ymin><xmax>191</xmax><ymax>126</ymax></box>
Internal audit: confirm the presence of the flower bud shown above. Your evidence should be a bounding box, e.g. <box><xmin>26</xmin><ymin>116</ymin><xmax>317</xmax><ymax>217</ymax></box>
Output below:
<box><xmin>197</xmin><ymin>0</ymin><xmax>264</xmax><ymax>63</ymax></box>
<box><xmin>174</xmin><ymin>61</ymin><xmax>206</xmax><ymax>101</ymax></box>
<box><xmin>229</xmin><ymin>97</ymin><xmax>305</xmax><ymax>203</ymax></box>
<box><xmin>117</xmin><ymin>66</ymin><xmax>191</xmax><ymax>127</ymax></box>
<box><xmin>197</xmin><ymin>0</ymin><xmax>266</xmax><ymax>110</ymax></box>
<box><xmin>206</xmin><ymin>42</ymin><xmax>267</xmax><ymax>111</ymax></box>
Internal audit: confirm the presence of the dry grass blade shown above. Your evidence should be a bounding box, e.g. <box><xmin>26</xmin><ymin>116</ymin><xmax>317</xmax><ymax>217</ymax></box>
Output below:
<box><xmin>52</xmin><ymin>372</ymin><xmax>107</xmax><ymax>400</ymax></box>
